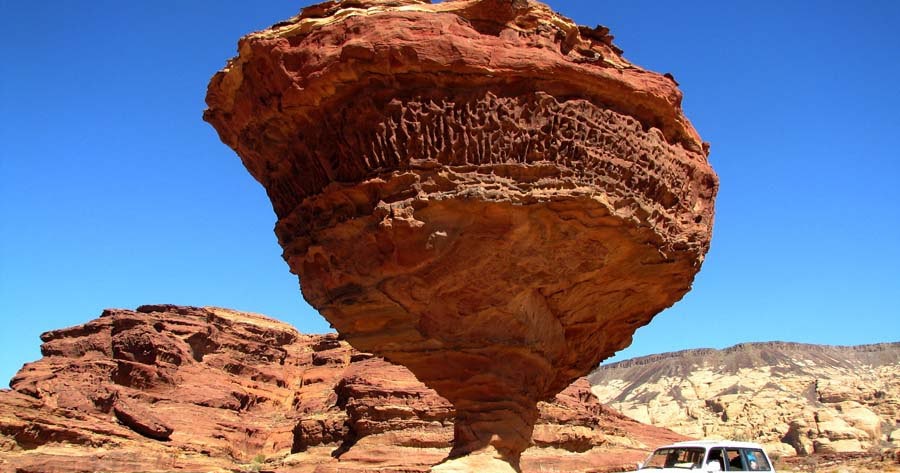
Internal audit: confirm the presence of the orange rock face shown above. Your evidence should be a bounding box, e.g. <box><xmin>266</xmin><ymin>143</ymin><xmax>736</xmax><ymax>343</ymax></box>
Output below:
<box><xmin>204</xmin><ymin>0</ymin><xmax>716</xmax><ymax>469</ymax></box>
<box><xmin>0</xmin><ymin>305</ymin><xmax>687</xmax><ymax>473</ymax></box>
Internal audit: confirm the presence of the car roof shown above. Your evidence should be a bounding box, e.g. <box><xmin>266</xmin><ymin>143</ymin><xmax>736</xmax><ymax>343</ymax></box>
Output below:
<box><xmin>661</xmin><ymin>440</ymin><xmax>767</xmax><ymax>450</ymax></box>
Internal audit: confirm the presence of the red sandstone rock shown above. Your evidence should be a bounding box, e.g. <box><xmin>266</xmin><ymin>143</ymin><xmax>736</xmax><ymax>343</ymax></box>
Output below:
<box><xmin>0</xmin><ymin>305</ymin><xmax>687</xmax><ymax>473</ymax></box>
<box><xmin>112</xmin><ymin>398</ymin><xmax>173</xmax><ymax>440</ymax></box>
<box><xmin>205</xmin><ymin>0</ymin><xmax>717</xmax><ymax>470</ymax></box>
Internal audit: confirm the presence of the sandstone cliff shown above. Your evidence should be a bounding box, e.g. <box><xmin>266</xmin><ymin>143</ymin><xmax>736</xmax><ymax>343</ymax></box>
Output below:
<box><xmin>0</xmin><ymin>305</ymin><xmax>686</xmax><ymax>473</ymax></box>
<box><xmin>589</xmin><ymin>341</ymin><xmax>900</xmax><ymax>457</ymax></box>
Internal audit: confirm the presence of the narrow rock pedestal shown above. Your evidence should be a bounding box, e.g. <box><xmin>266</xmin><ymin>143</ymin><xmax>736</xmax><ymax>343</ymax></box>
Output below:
<box><xmin>439</xmin><ymin>403</ymin><xmax>539</xmax><ymax>471</ymax></box>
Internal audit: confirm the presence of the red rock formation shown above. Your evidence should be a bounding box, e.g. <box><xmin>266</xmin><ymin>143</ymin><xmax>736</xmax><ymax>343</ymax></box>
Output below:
<box><xmin>204</xmin><ymin>0</ymin><xmax>716</xmax><ymax>470</ymax></box>
<box><xmin>0</xmin><ymin>305</ymin><xmax>686</xmax><ymax>473</ymax></box>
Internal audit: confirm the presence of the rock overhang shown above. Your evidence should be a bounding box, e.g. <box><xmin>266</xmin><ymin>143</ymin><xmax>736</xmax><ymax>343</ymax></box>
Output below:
<box><xmin>204</xmin><ymin>0</ymin><xmax>718</xmax><ymax>469</ymax></box>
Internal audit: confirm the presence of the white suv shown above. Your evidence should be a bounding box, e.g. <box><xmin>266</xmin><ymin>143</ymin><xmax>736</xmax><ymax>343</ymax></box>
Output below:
<box><xmin>632</xmin><ymin>440</ymin><xmax>777</xmax><ymax>472</ymax></box>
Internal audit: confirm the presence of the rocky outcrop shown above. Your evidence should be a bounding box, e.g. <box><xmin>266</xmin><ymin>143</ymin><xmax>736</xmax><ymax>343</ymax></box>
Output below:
<box><xmin>0</xmin><ymin>305</ymin><xmax>686</xmax><ymax>473</ymax></box>
<box><xmin>204</xmin><ymin>1</ymin><xmax>716</xmax><ymax>469</ymax></box>
<box><xmin>589</xmin><ymin>341</ymin><xmax>900</xmax><ymax>456</ymax></box>
<box><xmin>112</xmin><ymin>399</ymin><xmax>173</xmax><ymax>441</ymax></box>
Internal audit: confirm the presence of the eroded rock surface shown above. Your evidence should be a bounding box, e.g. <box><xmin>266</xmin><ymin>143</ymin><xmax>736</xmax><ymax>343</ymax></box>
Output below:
<box><xmin>590</xmin><ymin>341</ymin><xmax>900</xmax><ymax>457</ymax></box>
<box><xmin>204</xmin><ymin>1</ymin><xmax>716</xmax><ymax>469</ymax></box>
<box><xmin>0</xmin><ymin>305</ymin><xmax>686</xmax><ymax>473</ymax></box>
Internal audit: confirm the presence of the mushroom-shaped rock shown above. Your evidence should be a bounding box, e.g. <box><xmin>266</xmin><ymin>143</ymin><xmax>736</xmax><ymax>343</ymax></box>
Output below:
<box><xmin>204</xmin><ymin>0</ymin><xmax>717</xmax><ymax>470</ymax></box>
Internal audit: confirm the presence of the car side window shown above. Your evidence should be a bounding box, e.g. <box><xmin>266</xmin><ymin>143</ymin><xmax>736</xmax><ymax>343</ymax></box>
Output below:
<box><xmin>706</xmin><ymin>448</ymin><xmax>726</xmax><ymax>471</ymax></box>
<box><xmin>742</xmin><ymin>448</ymin><xmax>771</xmax><ymax>471</ymax></box>
<box><xmin>725</xmin><ymin>449</ymin><xmax>745</xmax><ymax>471</ymax></box>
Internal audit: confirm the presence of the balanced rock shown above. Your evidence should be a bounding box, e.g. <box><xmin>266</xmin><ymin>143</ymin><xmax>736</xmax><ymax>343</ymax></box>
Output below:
<box><xmin>205</xmin><ymin>0</ymin><xmax>716</xmax><ymax>470</ymax></box>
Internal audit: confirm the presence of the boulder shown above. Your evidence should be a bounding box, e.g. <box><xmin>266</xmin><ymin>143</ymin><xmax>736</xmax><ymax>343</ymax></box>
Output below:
<box><xmin>112</xmin><ymin>398</ymin><xmax>173</xmax><ymax>440</ymax></box>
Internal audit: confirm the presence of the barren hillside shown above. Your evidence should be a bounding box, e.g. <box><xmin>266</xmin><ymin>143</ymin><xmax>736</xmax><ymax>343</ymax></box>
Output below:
<box><xmin>589</xmin><ymin>342</ymin><xmax>900</xmax><ymax>456</ymax></box>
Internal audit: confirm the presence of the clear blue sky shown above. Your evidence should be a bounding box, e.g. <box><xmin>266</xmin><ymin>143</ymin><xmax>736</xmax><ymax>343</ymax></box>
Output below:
<box><xmin>2</xmin><ymin>1</ymin><xmax>898</xmax><ymax>385</ymax></box>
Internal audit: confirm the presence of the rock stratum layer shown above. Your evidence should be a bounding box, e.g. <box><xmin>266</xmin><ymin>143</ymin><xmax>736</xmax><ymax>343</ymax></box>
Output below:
<box><xmin>0</xmin><ymin>305</ymin><xmax>687</xmax><ymax>473</ymax></box>
<box><xmin>590</xmin><ymin>341</ymin><xmax>900</xmax><ymax>457</ymax></box>
<box><xmin>204</xmin><ymin>0</ymin><xmax>716</xmax><ymax>469</ymax></box>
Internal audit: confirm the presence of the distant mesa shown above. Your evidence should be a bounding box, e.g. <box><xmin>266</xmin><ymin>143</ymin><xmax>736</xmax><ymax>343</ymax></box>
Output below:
<box><xmin>590</xmin><ymin>341</ymin><xmax>900</xmax><ymax>457</ymax></box>
<box><xmin>204</xmin><ymin>0</ymin><xmax>716</xmax><ymax>470</ymax></box>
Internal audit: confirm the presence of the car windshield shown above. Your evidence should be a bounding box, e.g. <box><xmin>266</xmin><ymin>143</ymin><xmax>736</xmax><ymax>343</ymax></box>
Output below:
<box><xmin>641</xmin><ymin>447</ymin><xmax>706</xmax><ymax>469</ymax></box>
